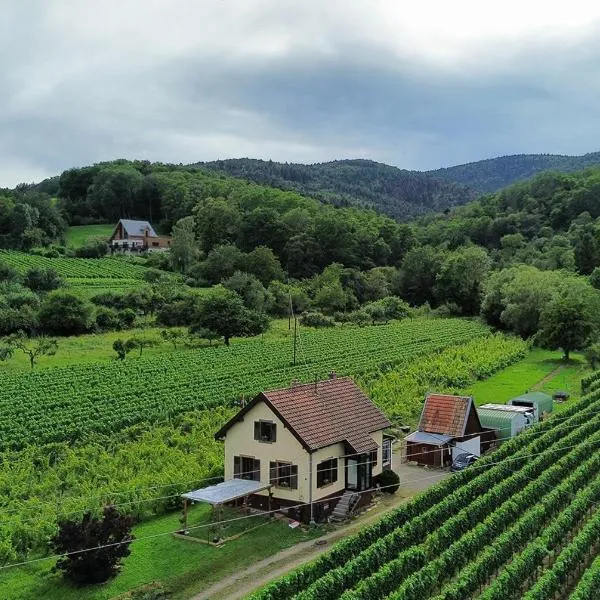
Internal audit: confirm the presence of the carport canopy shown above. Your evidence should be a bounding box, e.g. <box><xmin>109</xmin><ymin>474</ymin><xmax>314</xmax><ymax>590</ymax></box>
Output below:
<box><xmin>182</xmin><ymin>478</ymin><xmax>271</xmax><ymax>506</ymax></box>
<box><xmin>405</xmin><ymin>431</ymin><xmax>452</xmax><ymax>446</ymax></box>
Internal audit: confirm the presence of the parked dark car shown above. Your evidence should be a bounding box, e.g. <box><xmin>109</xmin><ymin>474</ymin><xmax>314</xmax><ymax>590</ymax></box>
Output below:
<box><xmin>451</xmin><ymin>452</ymin><xmax>478</xmax><ymax>472</ymax></box>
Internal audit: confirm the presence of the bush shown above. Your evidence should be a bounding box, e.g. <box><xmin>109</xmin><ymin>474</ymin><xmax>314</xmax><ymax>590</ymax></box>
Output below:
<box><xmin>118</xmin><ymin>308</ymin><xmax>137</xmax><ymax>329</ymax></box>
<box><xmin>299</xmin><ymin>312</ymin><xmax>335</xmax><ymax>328</ymax></box>
<box><xmin>95</xmin><ymin>307</ymin><xmax>122</xmax><ymax>331</ymax></box>
<box><xmin>38</xmin><ymin>291</ymin><xmax>94</xmax><ymax>335</ymax></box>
<box><xmin>377</xmin><ymin>469</ymin><xmax>400</xmax><ymax>494</ymax></box>
<box><xmin>74</xmin><ymin>237</ymin><xmax>109</xmax><ymax>258</ymax></box>
<box><xmin>22</xmin><ymin>268</ymin><xmax>64</xmax><ymax>292</ymax></box>
<box><xmin>51</xmin><ymin>506</ymin><xmax>134</xmax><ymax>584</ymax></box>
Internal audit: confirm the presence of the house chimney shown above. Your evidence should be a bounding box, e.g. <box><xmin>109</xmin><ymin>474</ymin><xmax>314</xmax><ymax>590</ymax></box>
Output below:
<box><xmin>328</xmin><ymin>371</ymin><xmax>337</xmax><ymax>380</ymax></box>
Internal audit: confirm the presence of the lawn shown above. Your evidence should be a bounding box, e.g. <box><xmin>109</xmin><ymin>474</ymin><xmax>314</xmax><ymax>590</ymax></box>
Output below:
<box><xmin>65</xmin><ymin>224</ymin><xmax>114</xmax><ymax>247</ymax></box>
<box><xmin>461</xmin><ymin>347</ymin><xmax>591</xmax><ymax>413</ymax></box>
<box><xmin>0</xmin><ymin>327</ymin><xmax>176</xmax><ymax>372</ymax></box>
<box><xmin>0</xmin><ymin>504</ymin><xmax>325</xmax><ymax>600</ymax></box>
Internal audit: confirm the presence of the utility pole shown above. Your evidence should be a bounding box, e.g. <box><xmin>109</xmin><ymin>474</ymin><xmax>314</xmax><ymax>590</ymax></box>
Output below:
<box><xmin>293</xmin><ymin>316</ymin><xmax>297</xmax><ymax>365</ymax></box>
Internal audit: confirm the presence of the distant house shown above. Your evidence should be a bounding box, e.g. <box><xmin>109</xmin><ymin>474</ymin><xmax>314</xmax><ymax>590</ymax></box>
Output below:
<box><xmin>213</xmin><ymin>374</ymin><xmax>393</xmax><ymax>522</ymax></box>
<box><xmin>109</xmin><ymin>219</ymin><xmax>171</xmax><ymax>251</ymax></box>
<box><xmin>406</xmin><ymin>393</ymin><xmax>495</xmax><ymax>467</ymax></box>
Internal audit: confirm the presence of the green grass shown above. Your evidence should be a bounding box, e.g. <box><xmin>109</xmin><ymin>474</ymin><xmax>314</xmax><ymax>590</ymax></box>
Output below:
<box><xmin>65</xmin><ymin>225</ymin><xmax>114</xmax><ymax>247</ymax></box>
<box><xmin>461</xmin><ymin>347</ymin><xmax>591</xmax><ymax>413</ymax></box>
<box><xmin>0</xmin><ymin>504</ymin><xmax>325</xmax><ymax>600</ymax></box>
<box><xmin>0</xmin><ymin>327</ymin><xmax>179</xmax><ymax>372</ymax></box>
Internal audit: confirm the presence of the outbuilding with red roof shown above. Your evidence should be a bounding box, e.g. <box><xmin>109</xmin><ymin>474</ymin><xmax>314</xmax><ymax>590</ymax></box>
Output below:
<box><xmin>405</xmin><ymin>393</ymin><xmax>495</xmax><ymax>467</ymax></box>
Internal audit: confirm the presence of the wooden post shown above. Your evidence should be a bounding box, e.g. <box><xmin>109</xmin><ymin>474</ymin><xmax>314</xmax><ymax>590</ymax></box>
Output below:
<box><xmin>183</xmin><ymin>498</ymin><xmax>188</xmax><ymax>532</ymax></box>
<box><xmin>268</xmin><ymin>489</ymin><xmax>272</xmax><ymax>518</ymax></box>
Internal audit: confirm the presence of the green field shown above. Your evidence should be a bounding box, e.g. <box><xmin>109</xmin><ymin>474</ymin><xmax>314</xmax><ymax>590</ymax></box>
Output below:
<box><xmin>462</xmin><ymin>347</ymin><xmax>590</xmax><ymax>411</ymax></box>
<box><xmin>0</xmin><ymin>250</ymin><xmax>149</xmax><ymax>280</ymax></box>
<box><xmin>0</xmin><ymin>504</ymin><xmax>324</xmax><ymax>600</ymax></box>
<box><xmin>65</xmin><ymin>224</ymin><xmax>114</xmax><ymax>247</ymax></box>
<box><xmin>0</xmin><ymin>318</ymin><xmax>489</xmax><ymax>449</ymax></box>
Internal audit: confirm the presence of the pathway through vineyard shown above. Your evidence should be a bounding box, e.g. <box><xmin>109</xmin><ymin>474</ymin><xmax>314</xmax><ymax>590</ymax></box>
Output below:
<box><xmin>189</xmin><ymin>452</ymin><xmax>449</xmax><ymax>600</ymax></box>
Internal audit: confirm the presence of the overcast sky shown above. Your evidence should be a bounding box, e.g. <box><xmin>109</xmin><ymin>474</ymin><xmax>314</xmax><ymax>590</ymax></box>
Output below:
<box><xmin>2</xmin><ymin>1</ymin><xmax>600</xmax><ymax>187</ymax></box>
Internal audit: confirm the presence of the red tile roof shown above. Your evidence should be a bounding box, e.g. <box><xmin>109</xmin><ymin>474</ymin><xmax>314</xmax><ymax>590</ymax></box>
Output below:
<box><xmin>215</xmin><ymin>377</ymin><xmax>391</xmax><ymax>453</ymax></box>
<box><xmin>418</xmin><ymin>393</ymin><xmax>474</xmax><ymax>437</ymax></box>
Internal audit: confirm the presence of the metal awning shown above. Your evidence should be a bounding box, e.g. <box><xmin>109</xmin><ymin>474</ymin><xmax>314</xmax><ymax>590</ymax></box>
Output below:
<box><xmin>405</xmin><ymin>431</ymin><xmax>452</xmax><ymax>446</ymax></box>
<box><xmin>182</xmin><ymin>479</ymin><xmax>271</xmax><ymax>505</ymax></box>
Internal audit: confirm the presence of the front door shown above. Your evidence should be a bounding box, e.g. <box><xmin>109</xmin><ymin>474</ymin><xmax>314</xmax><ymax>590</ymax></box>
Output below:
<box><xmin>345</xmin><ymin>456</ymin><xmax>372</xmax><ymax>491</ymax></box>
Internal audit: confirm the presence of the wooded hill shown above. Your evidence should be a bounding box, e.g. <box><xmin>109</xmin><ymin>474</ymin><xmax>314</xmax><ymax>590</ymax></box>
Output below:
<box><xmin>198</xmin><ymin>158</ymin><xmax>476</xmax><ymax>220</ymax></box>
<box><xmin>429</xmin><ymin>151</ymin><xmax>600</xmax><ymax>193</ymax></box>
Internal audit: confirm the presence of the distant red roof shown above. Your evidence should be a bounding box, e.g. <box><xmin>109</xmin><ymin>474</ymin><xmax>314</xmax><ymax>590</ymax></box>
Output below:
<box><xmin>418</xmin><ymin>393</ymin><xmax>477</xmax><ymax>438</ymax></box>
<box><xmin>215</xmin><ymin>376</ymin><xmax>391</xmax><ymax>453</ymax></box>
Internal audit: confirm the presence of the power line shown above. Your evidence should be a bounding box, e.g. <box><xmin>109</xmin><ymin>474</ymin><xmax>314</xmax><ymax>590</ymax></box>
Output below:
<box><xmin>4</xmin><ymin>433</ymin><xmax>600</xmax><ymax>572</ymax></box>
<box><xmin>1</xmin><ymin>405</ymin><xmax>598</xmax><ymax>524</ymax></box>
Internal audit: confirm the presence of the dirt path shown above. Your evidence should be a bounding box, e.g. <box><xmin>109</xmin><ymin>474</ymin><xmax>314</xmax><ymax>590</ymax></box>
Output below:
<box><xmin>531</xmin><ymin>364</ymin><xmax>564</xmax><ymax>391</ymax></box>
<box><xmin>190</xmin><ymin>460</ymin><xmax>449</xmax><ymax>600</ymax></box>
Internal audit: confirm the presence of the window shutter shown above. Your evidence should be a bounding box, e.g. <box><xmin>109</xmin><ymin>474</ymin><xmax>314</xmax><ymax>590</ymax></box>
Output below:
<box><xmin>291</xmin><ymin>465</ymin><xmax>298</xmax><ymax>489</ymax></box>
<box><xmin>271</xmin><ymin>423</ymin><xmax>276</xmax><ymax>442</ymax></box>
<box><xmin>254</xmin><ymin>421</ymin><xmax>260</xmax><ymax>440</ymax></box>
<box><xmin>253</xmin><ymin>459</ymin><xmax>261</xmax><ymax>481</ymax></box>
<box><xmin>234</xmin><ymin>456</ymin><xmax>240</xmax><ymax>478</ymax></box>
<box><xmin>270</xmin><ymin>462</ymin><xmax>277</xmax><ymax>485</ymax></box>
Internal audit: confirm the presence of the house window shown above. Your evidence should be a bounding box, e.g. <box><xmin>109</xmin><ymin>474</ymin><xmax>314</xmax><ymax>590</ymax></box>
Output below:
<box><xmin>317</xmin><ymin>458</ymin><xmax>338</xmax><ymax>488</ymax></box>
<box><xmin>152</xmin><ymin>242</ymin><xmax>159</xmax><ymax>247</ymax></box>
<box><xmin>382</xmin><ymin>438</ymin><xmax>392</xmax><ymax>466</ymax></box>
<box><xmin>234</xmin><ymin>456</ymin><xmax>260</xmax><ymax>481</ymax></box>
<box><xmin>270</xmin><ymin>461</ymin><xmax>298</xmax><ymax>489</ymax></box>
<box><xmin>254</xmin><ymin>420</ymin><xmax>276</xmax><ymax>443</ymax></box>
<box><xmin>369</xmin><ymin>450</ymin><xmax>378</xmax><ymax>467</ymax></box>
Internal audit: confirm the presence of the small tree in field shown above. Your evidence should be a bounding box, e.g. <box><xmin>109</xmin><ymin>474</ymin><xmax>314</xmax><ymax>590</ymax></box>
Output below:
<box><xmin>125</xmin><ymin>334</ymin><xmax>161</xmax><ymax>357</ymax></box>
<box><xmin>6</xmin><ymin>331</ymin><xmax>58</xmax><ymax>370</ymax></box>
<box><xmin>52</xmin><ymin>506</ymin><xmax>134</xmax><ymax>585</ymax></box>
<box><xmin>112</xmin><ymin>339</ymin><xmax>137</xmax><ymax>361</ymax></box>
<box><xmin>160</xmin><ymin>328</ymin><xmax>187</xmax><ymax>350</ymax></box>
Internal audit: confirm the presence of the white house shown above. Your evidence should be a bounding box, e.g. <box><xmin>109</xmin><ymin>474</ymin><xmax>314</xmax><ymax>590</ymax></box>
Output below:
<box><xmin>213</xmin><ymin>374</ymin><xmax>393</xmax><ymax>522</ymax></box>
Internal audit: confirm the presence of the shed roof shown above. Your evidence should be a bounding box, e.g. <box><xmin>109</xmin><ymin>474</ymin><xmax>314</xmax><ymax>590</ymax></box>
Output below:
<box><xmin>215</xmin><ymin>376</ymin><xmax>391</xmax><ymax>453</ymax></box>
<box><xmin>405</xmin><ymin>431</ymin><xmax>452</xmax><ymax>446</ymax></box>
<box><xmin>479</xmin><ymin>404</ymin><xmax>535</xmax><ymax>415</ymax></box>
<box><xmin>418</xmin><ymin>393</ymin><xmax>478</xmax><ymax>437</ymax></box>
<box><xmin>114</xmin><ymin>219</ymin><xmax>158</xmax><ymax>238</ymax></box>
<box><xmin>182</xmin><ymin>479</ymin><xmax>271</xmax><ymax>505</ymax></box>
<box><xmin>477</xmin><ymin>408</ymin><xmax>521</xmax><ymax>440</ymax></box>
<box><xmin>509</xmin><ymin>391</ymin><xmax>553</xmax><ymax>413</ymax></box>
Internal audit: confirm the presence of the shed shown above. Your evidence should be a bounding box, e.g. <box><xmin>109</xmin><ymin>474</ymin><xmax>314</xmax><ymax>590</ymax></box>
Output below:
<box><xmin>406</xmin><ymin>393</ymin><xmax>494</xmax><ymax>467</ymax></box>
<box><xmin>508</xmin><ymin>391</ymin><xmax>553</xmax><ymax>419</ymax></box>
<box><xmin>476</xmin><ymin>407</ymin><xmax>529</xmax><ymax>443</ymax></box>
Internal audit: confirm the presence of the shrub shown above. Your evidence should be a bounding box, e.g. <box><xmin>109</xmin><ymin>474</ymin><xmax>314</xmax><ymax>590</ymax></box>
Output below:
<box><xmin>299</xmin><ymin>312</ymin><xmax>335</xmax><ymax>328</ymax></box>
<box><xmin>377</xmin><ymin>469</ymin><xmax>400</xmax><ymax>494</ymax></box>
<box><xmin>38</xmin><ymin>291</ymin><xmax>94</xmax><ymax>336</ymax></box>
<box><xmin>95</xmin><ymin>307</ymin><xmax>122</xmax><ymax>331</ymax></box>
<box><xmin>74</xmin><ymin>237</ymin><xmax>109</xmax><ymax>258</ymax></box>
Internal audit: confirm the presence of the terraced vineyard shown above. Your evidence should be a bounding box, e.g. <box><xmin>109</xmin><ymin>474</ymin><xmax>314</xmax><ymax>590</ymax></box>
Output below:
<box><xmin>252</xmin><ymin>386</ymin><xmax>600</xmax><ymax>600</ymax></box>
<box><xmin>0</xmin><ymin>318</ymin><xmax>489</xmax><ymax>449</ymax></box>
<box><xmin>0</xmin><ymin>250</ymin><xmax>149</xmax><ymax>280</ymax></box>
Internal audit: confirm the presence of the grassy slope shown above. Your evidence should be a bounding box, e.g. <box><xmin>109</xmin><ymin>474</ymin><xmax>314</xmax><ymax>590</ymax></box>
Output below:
<box><xmin>461</xmin><ymin>348</ymin><xmax>590</xmax><ymax>413</ymax></box>
<box><xmin>0</xmin><ymin>319</ymin><xmax>290</xmax><ymax>373</ymax></box>
<box><xmin>0</xmin><ymin>505</ymin><xmax>324</xmax><ymax>600</ymax></box>
<box><xmin>65</xmin><ymin>225</ymin><xmax>113</xmax><ymax>247</ymax></box>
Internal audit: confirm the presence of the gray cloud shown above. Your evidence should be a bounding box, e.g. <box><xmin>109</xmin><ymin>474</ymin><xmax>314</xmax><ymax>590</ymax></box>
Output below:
<box><xmin>2</xmin><ymin>1</ymin><xmax>600</xmax><ymax>186</ymax></box>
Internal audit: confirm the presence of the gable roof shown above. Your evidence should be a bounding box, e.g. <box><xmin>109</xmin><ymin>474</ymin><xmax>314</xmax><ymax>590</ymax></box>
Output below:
<box><xmin>215</xmin><ymin>376</ymin><xmax>391</xmax><ymax>453</ymax></box>
<box><xmin>418</xmin><ymin>393</ymin><xmax>480</xmax><ymax>438</ymax></box>
<box><xmin>113</xmin><ymin>219</ymin><xmax>158</xmax><ymax>238</ymax></box>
